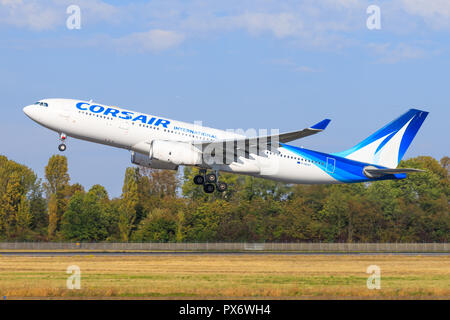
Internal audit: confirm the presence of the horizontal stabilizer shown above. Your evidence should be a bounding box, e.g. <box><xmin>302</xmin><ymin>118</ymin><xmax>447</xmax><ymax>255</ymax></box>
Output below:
<box><xmin>363</xmin><ymin>167</ymin><xmax>424</xmax><ymax>178</ymax></box>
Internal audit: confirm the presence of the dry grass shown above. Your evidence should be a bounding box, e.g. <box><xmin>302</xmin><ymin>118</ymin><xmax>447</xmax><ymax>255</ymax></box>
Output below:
<box><xmin>0</xmin><ymin>254</ymin><xmax>449</xmax><ymax>299</ymax></box>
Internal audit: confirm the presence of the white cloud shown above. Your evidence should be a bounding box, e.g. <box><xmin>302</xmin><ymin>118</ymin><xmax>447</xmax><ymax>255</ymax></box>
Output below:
<box><xmin>0</xmin><ymin>0</ymin><xmax>121</xmax><ymax>31</ymax></box>
<box><xmin>367</xmin><ymin>42</ymin><xmax>426</xmax><ymax>63</ymax></box>
<box><xmin>2</xmin><ymin>0</ymin><xmax>450</xmax><ymax>57</ymax></box>
<box><xmin>0</xmin><ymin>0</ymin><xmax>61</xmax><ymax>31</ymax></box>
<box><xmin>323</xmin><ymin>0</ymin><xmax>360</xmax><ymax>9</ymax></box>
<box><xmin>113</xmin><ymin>29</ymin><xmax>185</xmax><ymax>53</ymax></box>
<box><xmin>74</xmin><ymin>0</ymin><xmax>119</xmax><ymax>22</ymax></box>
<box><xmin>400</xmin><ymin>0</ymin><xmax>450</xmax><ymax>29</ymax></box>
<box><xmin>230</xmin><ymin>13</ymin><xmax>304</xmax><ymax>38</ymax></box>
<box><xmin>295</xmin><ymin>65</ymin><xmax>320</xmax><ymax>73</ymax></box>
<box><xmin>179</xmin><ymin>5</ymin><xmax>362</xmax><ymax>50</ymax></box>
<box><xmin>268</xmin><ymin>58</ymin><xmax>321</xmax><ymax>73</ymax></box>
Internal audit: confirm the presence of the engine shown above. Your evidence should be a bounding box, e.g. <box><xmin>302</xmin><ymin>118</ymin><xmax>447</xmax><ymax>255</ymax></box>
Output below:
<box><xmin>131</xmin><ymin>140</ymin><xmax>203</xmax><ymax>170</ymax></box>
<box><xmin>131</xmin><ymin>151</ymin><xmax>179</xmax><ymax>170</ymax></box>
<box><xmin>150</xmin><ymin>140</ymin><xmax>202</xmax><ymax>166</ymax></box>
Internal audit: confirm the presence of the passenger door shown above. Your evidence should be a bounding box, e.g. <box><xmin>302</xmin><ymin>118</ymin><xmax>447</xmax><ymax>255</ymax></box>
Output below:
<box><xmin>119</xmin><ymin>120</ymin><xmax>130</xmax><ymax>134</ymax></box>
<box><xmin>326</xmin><ymin>157</ymin><xmax>336</xmax><ymax>173</ymax></box>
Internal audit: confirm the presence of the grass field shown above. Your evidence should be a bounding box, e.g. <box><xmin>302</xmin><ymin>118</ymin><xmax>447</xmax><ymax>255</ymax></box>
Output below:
<box><xmin>0</xmin><ymin>254</ymin><xmax>448</xmax><ymax>299</ymax></box>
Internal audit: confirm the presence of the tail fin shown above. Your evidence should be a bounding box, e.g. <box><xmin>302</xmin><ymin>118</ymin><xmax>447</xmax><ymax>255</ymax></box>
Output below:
<box><xmin>334</xmin><ymin>109</ymin><xmax>428</xmax><ymax>168</ymax></box>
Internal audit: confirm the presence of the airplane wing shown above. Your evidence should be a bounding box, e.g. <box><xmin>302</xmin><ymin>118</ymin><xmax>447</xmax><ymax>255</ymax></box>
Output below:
<box><xmin>197</xmin><ymin>119</ymin><xmax>331</xmax><ymax>162</ymax></box>
<box><xmin>271</xmin><ymin>119</ymin><xmax>331</xmax><ymax>144</ymax></box>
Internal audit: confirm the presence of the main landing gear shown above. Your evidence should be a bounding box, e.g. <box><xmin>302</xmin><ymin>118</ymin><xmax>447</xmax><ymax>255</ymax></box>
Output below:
<box><xmin>193</xmin><ymin>169</ymin><xmax>228</xmax><ymax>193</ymax></box>
<box><xmin>58</xmin><ymin>133</ymin><xmax>67</xmax><ymax>152</ymax></box>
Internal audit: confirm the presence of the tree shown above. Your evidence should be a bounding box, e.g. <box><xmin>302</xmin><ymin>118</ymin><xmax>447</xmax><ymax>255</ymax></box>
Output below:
<box><xmin>319</xmin><ymin>188</ymin><xmax>350</xmax><ymax>241</ymax></box>
<box><xmin>0</xmin><ymin>155</ymin><xmax>39</xmax><ymax>239</ymax></box>
<box><xmin>44</xmin><ymin>155</ymin><xmax>71</xmax><ymax>238</ymax></box>
<box><xmin>88</xmin><ymin>184</ymin><xmax>109</xmax><ymax>202</ymax></box>
<box><xmin>138</xmin><ymin>167</ymin><xmax>178</xmax><ymax>198</ymax></box>
<box><xmin>239</xmin><ymin>176</ymin><xmax>291</xmax><ymax>202</ymax></box>
<box><xmin>0</xmin><ymin>153</ymin><xmax>448</xmax><ymax>243</ymax></box>
<box><xmin>47</xmin><ymin>193</ymin><xmax>58</xmax><ymax>238</ymax></box>
<box><xmin>175</xmin><ymin>210</ymin><xmax>185</xmax><ymax>242</ymax></box>
<box><xmin>0</xmin><ymin>172</ymin><xmax>23</xmax><ymax>238</ymax></box>
<box><xmin>129</xmin><ymin>167</ymin><xmax>179</xmax><ymax>227</ymax></box>
<box><xmin>184</xmin><ymin>202</ymin><xmax>223</xmax><ymax>241</ymax></box>
<box><xmin>133</xmin><ymin>208</ymin><xmax>177</xmax><ymax>242</ymax></box>
<box><xmin>43</xmin><ymin>155</ymin><xmax>70</xmax><ymax>196</ymax></box>
<box><xmin>15</xmin><ymin>195</ymin><xmax>32</xmax><ymax>239</ymax></box>
<box><xmin>440</xmin><ymin>156</ymin><xmax>449</xmax><ymax>175</ymax></box>
<box><xmin>61</xmin><ymin>191</ymin><xmax>108</xmax><ymax>241</ymax></box>
<box><xmin>29</xmin><ymin>180</ymin><xmax>47</xmax><ymax>234</ymax></box>
<box><xmin>118</xmin><ymin>167</ymin><xmax>139</xmax><ymax>241</ymax></box>
<box><xmin>103</xmin><ymin>199</ymin><xmax>121</xmax><ymax>241</ymax></box>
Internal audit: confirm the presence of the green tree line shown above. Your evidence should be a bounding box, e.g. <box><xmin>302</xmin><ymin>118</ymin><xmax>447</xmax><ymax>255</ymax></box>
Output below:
<box><xmin>0</xmin><ymin>154</ymin><xmax>448</xmax><ymax>242</ymax></box>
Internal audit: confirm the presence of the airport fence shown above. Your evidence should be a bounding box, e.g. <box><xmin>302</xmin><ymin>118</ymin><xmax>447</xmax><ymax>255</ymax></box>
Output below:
<box><xmin>0</xmin><ymin>242</ymin><xmax>448</xmax><ymax>252</ymax></box>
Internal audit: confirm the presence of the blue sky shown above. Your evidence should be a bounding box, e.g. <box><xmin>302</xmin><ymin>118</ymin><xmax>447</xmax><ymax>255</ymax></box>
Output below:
<box><xmin>0</xmin><ymin>0</ymin><xmax>449</xmax><ymax>197</ymax></box>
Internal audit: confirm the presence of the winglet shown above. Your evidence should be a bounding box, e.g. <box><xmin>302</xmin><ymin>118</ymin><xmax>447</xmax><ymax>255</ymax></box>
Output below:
<box><xmin>310</xmin><ymin>119</ymin><xmax>331</xmax><ymax>131</ymax></box>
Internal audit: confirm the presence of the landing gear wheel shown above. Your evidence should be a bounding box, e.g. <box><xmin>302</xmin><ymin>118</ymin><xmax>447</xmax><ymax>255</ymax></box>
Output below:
<box><xmin>206</xmin><ymin>173</ymin><xmax>217</xmax><ymax>184</ymax></box>
<box><xmin>193</xmin><ymin>175</ymin><xmax>205</xmax><ymax>185</ymax></box>
<box><xmin>203</xmin><ymin>183</ymin><xmax>215</xmax><ymax>193</ymax></box>
<box><xmin>58</xmin><ymin>144</ymin><xmax>67</xmax><ymax>152</ymax></box>
<box><xmin>217</xmin><ymin>181</ymin><xmax>228</xmax><ymax>192</ymax></box>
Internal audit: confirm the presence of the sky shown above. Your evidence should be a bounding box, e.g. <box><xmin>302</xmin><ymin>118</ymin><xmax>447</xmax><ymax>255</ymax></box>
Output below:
<box><xmin>0</xmin><ymin>0</ymin><xmax>449</xmax><ymax>197</ymax></box>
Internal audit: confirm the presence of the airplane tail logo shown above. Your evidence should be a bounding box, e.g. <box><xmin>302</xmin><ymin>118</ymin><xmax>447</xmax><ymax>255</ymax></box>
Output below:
<box><xmin>334</xmin><ymin>109</ymin><xmax>429</xmax><ymax>168</ymax></box>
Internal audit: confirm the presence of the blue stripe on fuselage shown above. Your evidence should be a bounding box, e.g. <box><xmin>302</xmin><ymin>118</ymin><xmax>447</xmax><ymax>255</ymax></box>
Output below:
<box><xmin>281</xmin><ymin>144</ymin><xmax>405</xmax><ymax>183</ymax></box>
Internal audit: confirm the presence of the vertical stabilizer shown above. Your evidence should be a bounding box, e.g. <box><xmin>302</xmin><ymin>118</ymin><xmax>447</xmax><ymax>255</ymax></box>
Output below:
<box><xmin>333</xmin><ymin>109</ymin><xmax>428</xmax><ymax>168</ymax></box>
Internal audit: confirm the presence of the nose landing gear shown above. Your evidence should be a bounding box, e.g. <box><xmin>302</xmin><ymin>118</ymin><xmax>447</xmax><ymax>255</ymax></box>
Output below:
<box><xmin>58</xmin><ymin>144</ymin><xmax>67</xmax><ymax>152</ymax></box>
<box><xmin>193</xmin><ymin>169</ymin><xmax>228</xmax><ymax>193</ymax></box>
<box><xmin>58</xmin><ymin>133</ymin><xmax>67</xmax><ymax>152</ymax></box>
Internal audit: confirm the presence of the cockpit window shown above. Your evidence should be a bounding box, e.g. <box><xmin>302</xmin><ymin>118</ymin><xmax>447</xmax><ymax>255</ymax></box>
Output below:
<box><xmin>35</xmin><ymin>102</ymin><xmax>48</xmax><ymax>107</ymax></box>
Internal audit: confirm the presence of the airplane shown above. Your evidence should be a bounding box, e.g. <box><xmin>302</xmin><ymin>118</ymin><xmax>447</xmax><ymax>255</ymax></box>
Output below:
<box><xmin>23</xmin><ymin>99</ymin><xmax>428</xmax><ymax>193</ymax></box>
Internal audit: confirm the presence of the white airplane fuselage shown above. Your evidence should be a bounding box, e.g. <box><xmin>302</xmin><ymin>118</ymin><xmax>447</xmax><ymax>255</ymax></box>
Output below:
<box><xmin>23</xmin><ymin>98</ymin><xmax>428</xmax><ymax>188</ymax></box>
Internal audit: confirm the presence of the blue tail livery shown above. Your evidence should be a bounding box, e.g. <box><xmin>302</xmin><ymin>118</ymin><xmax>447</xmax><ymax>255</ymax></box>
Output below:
<box><xmin>333</xmin><ymin>109</ymin><xmax>428</xmax><ymax>168</ymax></box>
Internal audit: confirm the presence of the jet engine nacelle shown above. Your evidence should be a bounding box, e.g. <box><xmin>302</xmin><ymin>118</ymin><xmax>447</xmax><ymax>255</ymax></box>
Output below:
<box><xmin>131</xmin><ymin>151</ymin><xmax>178</xmax><ymax>170</ymax></box>
<box><xmin>151</xmin><ymin>140</ymin><xmax>202</xmax><ymax>166</ymax></box>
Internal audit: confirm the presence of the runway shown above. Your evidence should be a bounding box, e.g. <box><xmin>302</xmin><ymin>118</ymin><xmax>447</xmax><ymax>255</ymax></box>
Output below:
<box><xmin>1</xmin><ymin>251</ymin><xmax>448</xmax><ymax>256</ymax></box>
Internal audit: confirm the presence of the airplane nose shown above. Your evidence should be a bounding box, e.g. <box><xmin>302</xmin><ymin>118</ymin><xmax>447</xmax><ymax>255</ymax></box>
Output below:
<box><xmin>23</xmin><ymin>105</ymin><xmax>32</xmax><ymax>116</ymax></box>
<box><xmin>23</xmin><ymin>105</ymin><xmax>39</xmax><ymax>121</ymax></box>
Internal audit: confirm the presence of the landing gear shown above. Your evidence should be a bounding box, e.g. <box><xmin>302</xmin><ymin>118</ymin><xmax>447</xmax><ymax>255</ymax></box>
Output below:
<box><xmin>206</xmin><ymin>173</ymin><xmax>217</xmax><ymax>184</ymax></box>
<box><xmin>216</xmin><ymin>181</ymin><xmax>228</xmax><ymax>192</ymax></box>
<box><xmin>203</xmin><ymin>183</ymin><xmax>215</xmax><ymax>193</ymax></box>
<box><xmin>58</xmin><ymin>133</ymin><xmax>67</xmax><ymax>152</ymax></box>
<box><xmin>58</xmin><ymin>144</ymin><xmax>67</xmax><ymax>152</ymax></box>
<box><xmin>193</xmin><ymin>175</ymin><xmax>205</xmax><ymax>185</ymax></box>
<box><xmin>193</xmin><ymin>169</ymin><xmax>227</xmax><ymax>193</ymax></box>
